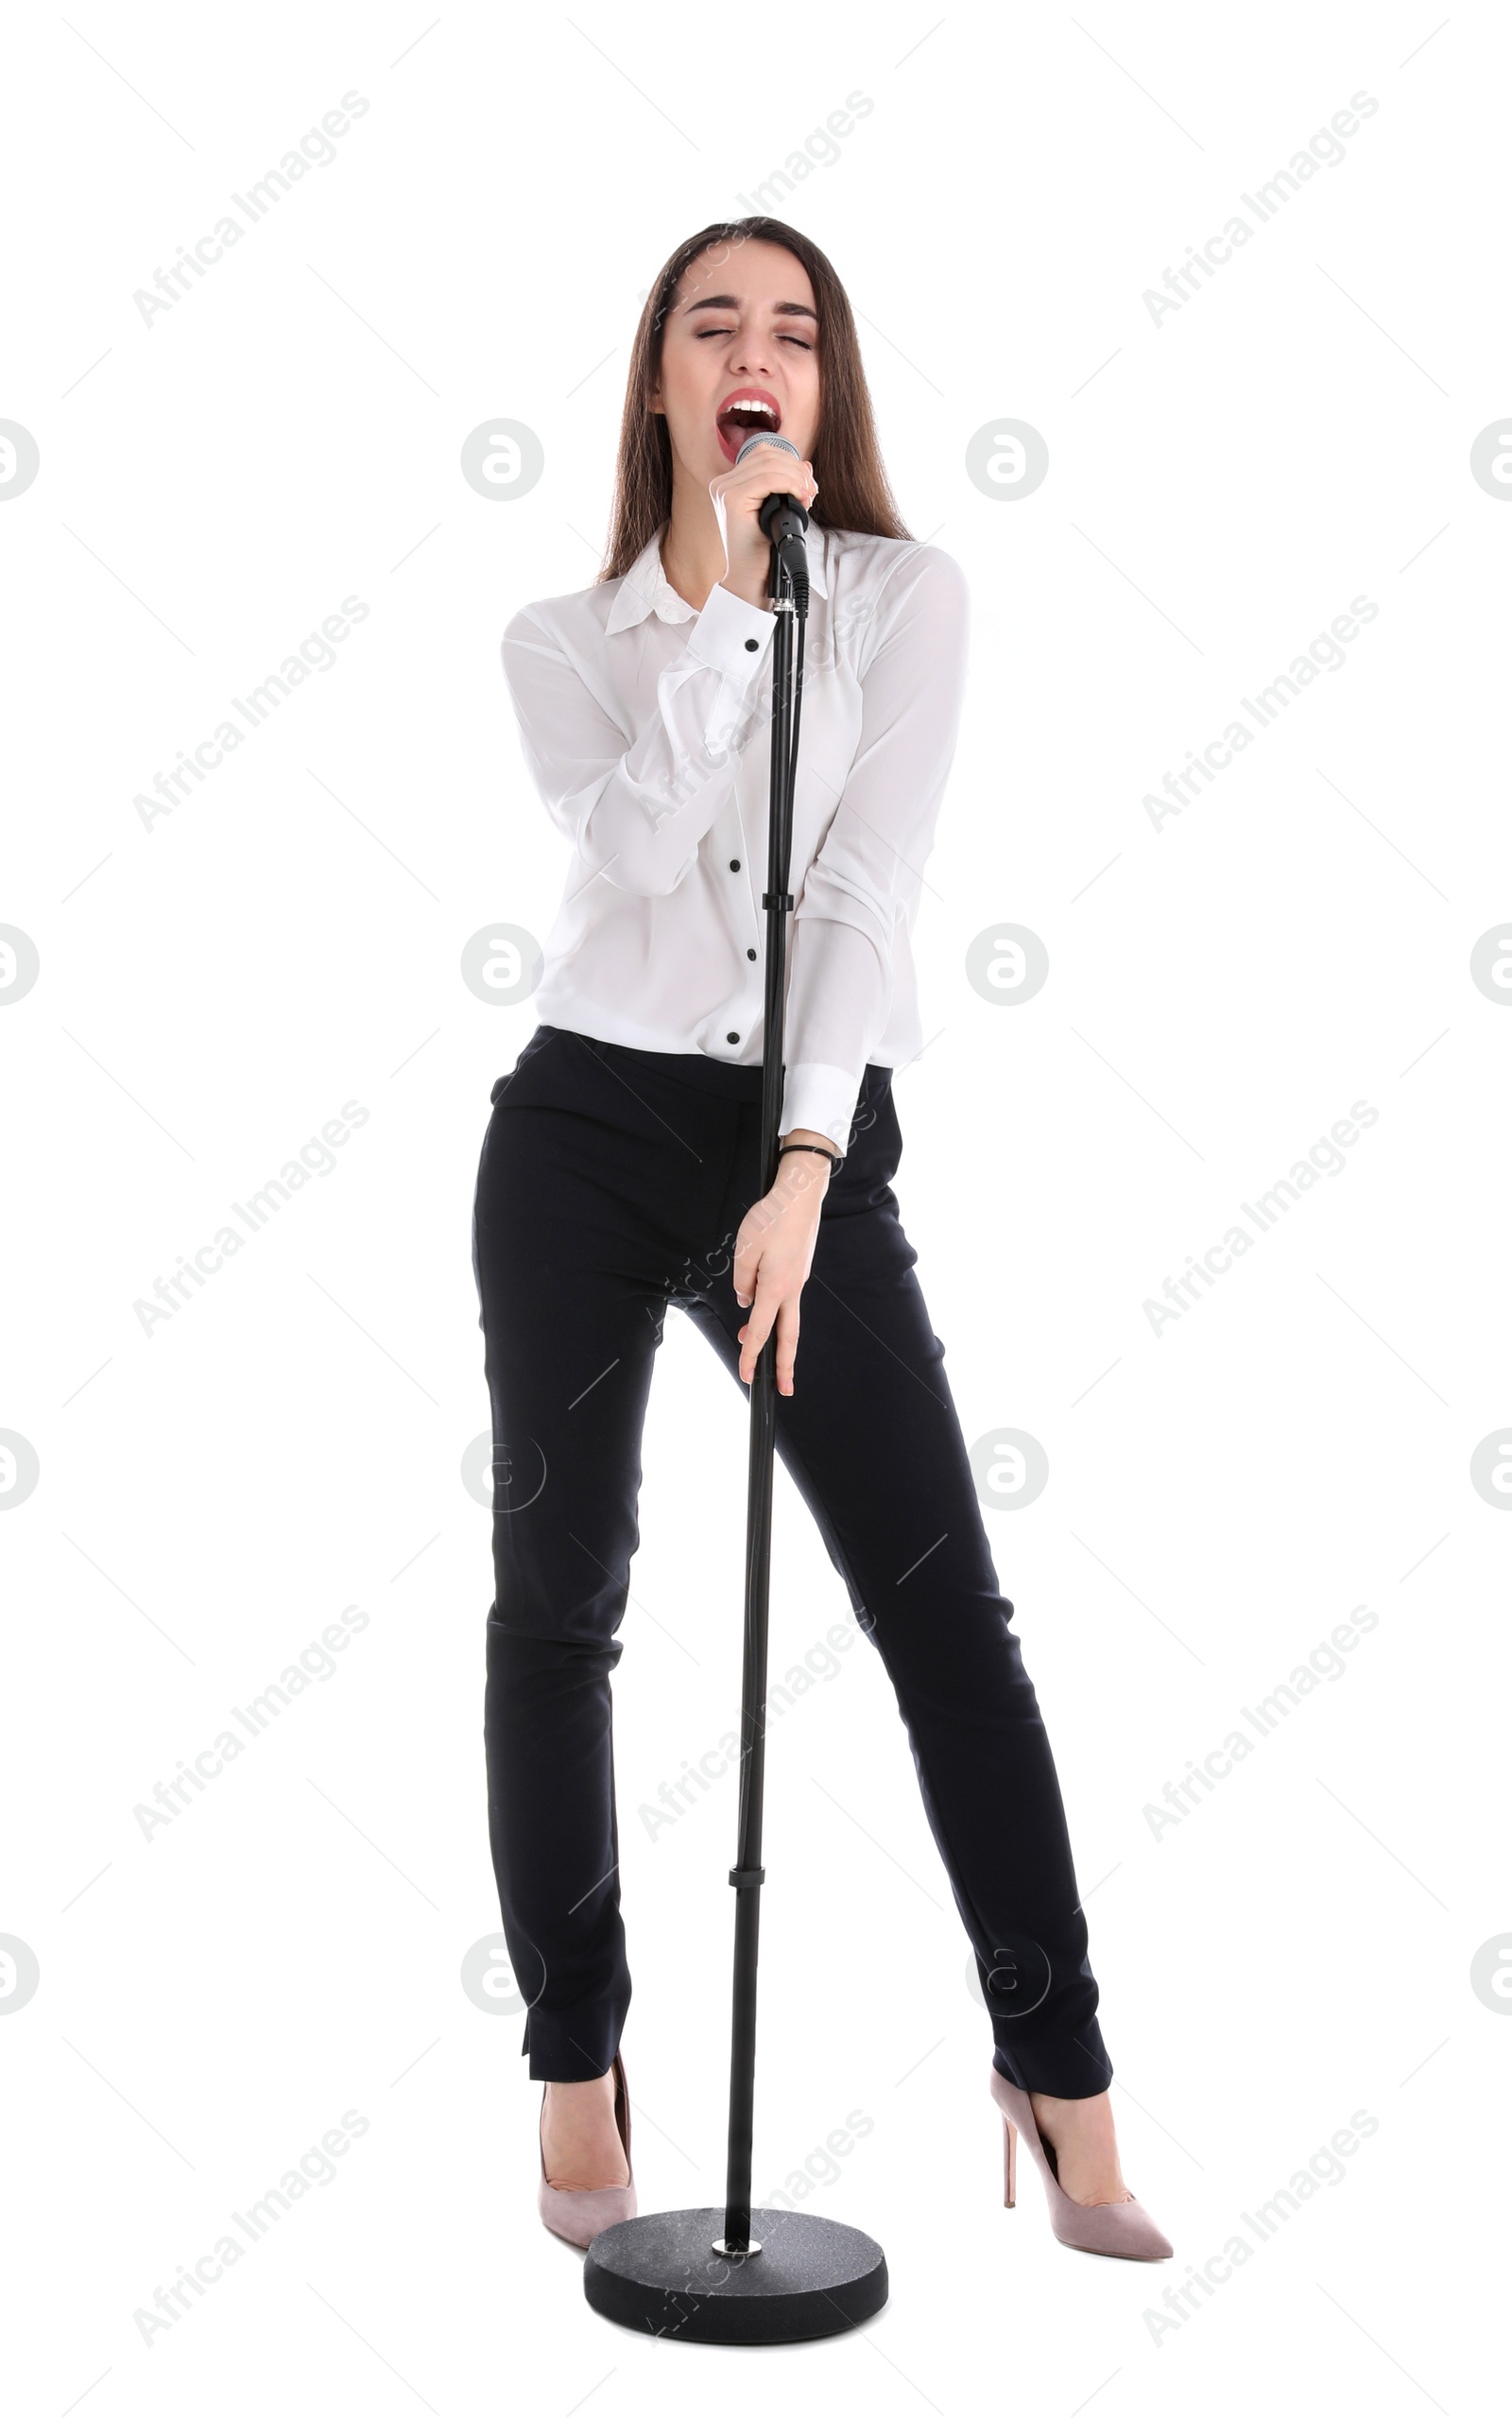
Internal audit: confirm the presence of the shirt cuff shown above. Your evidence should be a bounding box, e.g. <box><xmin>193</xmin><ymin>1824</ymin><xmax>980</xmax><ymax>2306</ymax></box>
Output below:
<box><xmin>684</xmin><ymin>581</ymin><xmax>777</xmax><ymax>682</ymax></box>
<box><xmin>779</xmin><ymin>1062</ymin><xmax>861</xmax><ymax>1152</ymax></box>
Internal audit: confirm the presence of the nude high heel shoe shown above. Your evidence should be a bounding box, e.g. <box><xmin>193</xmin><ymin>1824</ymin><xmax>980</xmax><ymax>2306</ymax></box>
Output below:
<box><xmin>989</xmin><ymin>2066</ymin><xmax>1173</xmax><ymax>2261</ymax></box>
<box><xmin>537</xmin><ymin>2048</ymin><xmax>638</xmax><ymax>2249</ymax></box>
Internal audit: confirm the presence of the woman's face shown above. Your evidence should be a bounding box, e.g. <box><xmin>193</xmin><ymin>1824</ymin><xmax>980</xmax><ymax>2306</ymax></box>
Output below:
<box><xmin>652</xmin><ymin>239</ymin><xmax>820</xmax><ymax>488</ymax></box>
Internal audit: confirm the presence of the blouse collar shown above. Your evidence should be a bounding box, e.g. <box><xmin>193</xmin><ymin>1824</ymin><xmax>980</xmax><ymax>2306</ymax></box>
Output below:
<box><xmin>605</xmin><ymin>519</ymin><xmax>829</xmax><ymax>632</ymax></box>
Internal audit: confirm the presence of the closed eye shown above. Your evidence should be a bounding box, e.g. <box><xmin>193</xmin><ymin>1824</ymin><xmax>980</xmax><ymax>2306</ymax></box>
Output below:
<box><xmin>695</xmin><ymin>324</ymin><xmax>813</xmax><ymax>349</ymax></box>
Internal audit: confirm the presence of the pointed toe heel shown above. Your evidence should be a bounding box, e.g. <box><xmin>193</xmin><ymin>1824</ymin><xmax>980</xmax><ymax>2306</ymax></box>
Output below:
<box><xmin>538</xmin><ymin>2047</ymin><xmax>639</xmax><ymax>2250</ymax></box>
<box><xmin>988</xmin><ymin>2066</ymin><xmax>1172</xmax><ymax>2262</ymax></box>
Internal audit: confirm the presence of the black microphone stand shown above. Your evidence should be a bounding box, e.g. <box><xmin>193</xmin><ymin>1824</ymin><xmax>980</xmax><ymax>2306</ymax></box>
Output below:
<box><xmin>582</xmin><ymin>497</ymin><xmax>890</xmax><ymax>2344</ymax></box>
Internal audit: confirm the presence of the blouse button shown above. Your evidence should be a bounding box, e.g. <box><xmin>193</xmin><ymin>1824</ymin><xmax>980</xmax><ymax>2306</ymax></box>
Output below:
<box><xmin>727</xmin><ymin>1030</ymin><xmax>740</xmax><ymax>1044</ymax></box>
<box><xmin>744</xmin><ymin>638</ymin><xmax>759</xmax><ymax>652</ymax></box>
<box><xmin>730</xmin><ymin>858</ymin><xmax>741</xmax><ymax>871</ymax></box>
<box><xmin>747</xmin><ymin>947</ymin><xmax>757</xmax><ymax>960</ymax></box>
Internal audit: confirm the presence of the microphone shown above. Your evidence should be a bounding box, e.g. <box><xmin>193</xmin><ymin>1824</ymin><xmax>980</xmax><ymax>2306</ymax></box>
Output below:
<box><xmin>733</xmin><ymin>430</ymin><xmax>811</xmax><ymax>600</ymax></box>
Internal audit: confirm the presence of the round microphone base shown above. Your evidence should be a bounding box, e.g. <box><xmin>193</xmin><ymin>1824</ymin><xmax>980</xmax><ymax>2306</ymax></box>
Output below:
<box><xmin>583</xmin><ymin>2206</ymin><xmax>886</xmax><ymax>2345</ymax></box>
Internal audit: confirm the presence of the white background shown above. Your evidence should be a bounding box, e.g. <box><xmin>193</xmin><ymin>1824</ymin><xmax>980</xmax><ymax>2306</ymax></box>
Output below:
<box><xmin>3</xmin><ymin>0</ymin><xmax>1506</xmax><ymax>2425</ymax></box>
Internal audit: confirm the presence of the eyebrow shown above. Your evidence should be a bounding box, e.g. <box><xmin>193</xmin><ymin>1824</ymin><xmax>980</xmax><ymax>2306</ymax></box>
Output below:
<box><xmin>679</xmin><ymin>293</ymin><xmax>817</xmax><ymax>321</ymax></box>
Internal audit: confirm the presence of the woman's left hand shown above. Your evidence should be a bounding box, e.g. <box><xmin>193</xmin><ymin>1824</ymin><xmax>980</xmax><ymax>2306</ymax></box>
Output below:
<box><xmin>732</xmin><ymin>1149</ymin><xmax>833</xmax><ymax>1394</ymax></box>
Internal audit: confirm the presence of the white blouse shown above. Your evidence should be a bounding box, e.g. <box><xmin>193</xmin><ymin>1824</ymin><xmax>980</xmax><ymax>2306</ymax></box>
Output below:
<box><xmin>499</xmin><ymin>519</ymin><xmax>971</xmax><ymax>1150</ymax></box>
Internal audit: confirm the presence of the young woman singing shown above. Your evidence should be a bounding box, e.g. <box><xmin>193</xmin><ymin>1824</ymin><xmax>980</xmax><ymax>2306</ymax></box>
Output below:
<box><xmin>472</xmin><ymin>215</ymin><xmax>1171</xmax><ymax>2265</ymax></box>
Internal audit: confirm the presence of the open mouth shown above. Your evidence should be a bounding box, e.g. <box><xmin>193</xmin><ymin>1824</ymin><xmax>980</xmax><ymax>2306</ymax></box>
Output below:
<box><xmin>716</xmin><ymin>393</ymin><xmax>782</xmax><ymax>465</ymax></box>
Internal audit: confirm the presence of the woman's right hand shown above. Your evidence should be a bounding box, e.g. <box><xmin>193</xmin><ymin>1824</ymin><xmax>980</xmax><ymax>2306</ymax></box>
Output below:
<box><xmin>730</xmin><ymin>1146</ymin><xmax>830</xmax><ymax>1395</ymax></box>
<box><xmin>709</xmin><ymin>446</ymin><xmax>817</xmax><ymax>606</ymax></box>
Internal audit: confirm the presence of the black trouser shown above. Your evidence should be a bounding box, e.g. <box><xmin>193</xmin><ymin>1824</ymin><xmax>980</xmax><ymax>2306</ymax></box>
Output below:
<box><xmin>471</xmin><ymin>1024</ymin><xmax>1113</xmax><ymax>2097</ymax></box>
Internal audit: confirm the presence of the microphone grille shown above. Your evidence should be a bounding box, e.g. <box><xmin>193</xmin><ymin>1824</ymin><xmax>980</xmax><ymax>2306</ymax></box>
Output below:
<box><xmin>733</xmin><ymin>429</ymin><xmax>799</xmax><ymax>464</ymax></box>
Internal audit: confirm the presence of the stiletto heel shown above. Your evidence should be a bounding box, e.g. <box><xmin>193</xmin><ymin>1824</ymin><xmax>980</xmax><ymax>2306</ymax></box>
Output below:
<box><xmin>1003</xmin><ymin>2112</ymin><xmax>1017</xmax><ymax>2207</ymax></box>
<box><xmin>988</xmin><ymin>2066</ymin><xmax>1172</xmax><ymax>2261</ymax></box>
<box><xmin>537</xmin><ymin>2047</ymin><xmax>638</xmax><ymax>2249</ymax></box>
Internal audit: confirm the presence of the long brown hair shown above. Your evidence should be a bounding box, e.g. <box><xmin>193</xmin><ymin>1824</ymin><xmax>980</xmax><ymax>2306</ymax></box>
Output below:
<box><xmin>599</xmin><ymin>217</ymin><xmax>912</xmax><ymax>581</ymax></box>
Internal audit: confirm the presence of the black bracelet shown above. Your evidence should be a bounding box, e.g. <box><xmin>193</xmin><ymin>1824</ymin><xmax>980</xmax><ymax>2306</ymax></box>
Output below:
<box><xmin>781</xmin><ymin>1142</ymin><xmax>843</xmax><ymax>1173</ymax></box>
